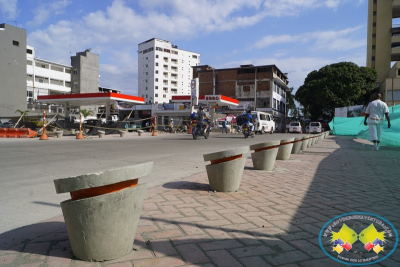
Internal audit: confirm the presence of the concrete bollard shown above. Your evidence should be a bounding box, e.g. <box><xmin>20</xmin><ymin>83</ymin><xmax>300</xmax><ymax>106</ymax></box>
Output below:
<box><xmin>53</xmin><ymin>162</ymin><xmax>153</xmax><ymax>262</ymax></box>
<box><xmin>55</xmin><ymin>131</ymin><xmax>63</xmax><ymax>138</ymax></box>
<box><xmin>276</xmin><ymin>138</ymin><xmax>295</xmax><ymax>160</ymax></box>
<box><xmin>301</xmin><ymin>135</ymin><xmax>310</xmax><ymax>151</ymax></box>
<box><xmin>250</xmin><ymin>140</ymin><xmax>280</xmax><ymax>171</ymax></box>
<box><xmin>119</xmin><ymin>130</ymin><xmax>127</xmax><ymax>137</ymax></box>
<box><xmin>71</xmin><ymin>129</ymin><xmax>76</xmax><ymax>135</ymax></box>
<box><xmin>307</xmin><ymin>135</ymin><xmax>313</xmax><ymax>147</ymax></box>
<box><xmin>291</xmin><ymin>137</ymin><xmax>303</xmax><ymax>154</ymax></box>
<box><xmin>203</xmin><ymin>146</ymin><xmax>249</xmax><ymax>192</ymax></box>
<box><xmin>138</xmin><ymin>130</ymin><xmax>144</xmax><ymax>136</ymax></box>
<box><xmin>98</xmin><ymin>130</ymin><xmax>105</xmax><ymax>138</ymax></box>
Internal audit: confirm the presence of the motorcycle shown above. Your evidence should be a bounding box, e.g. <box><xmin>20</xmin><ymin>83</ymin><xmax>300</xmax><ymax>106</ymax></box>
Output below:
<box><xmin>242</xmin><ymin>123</ymin><xmax>254</xmax><ymax>138</ymax></box>
<box><xmin>192</xmin><ymin>120</ymin><xmax>210</xmax><ymax>140</ymax></box>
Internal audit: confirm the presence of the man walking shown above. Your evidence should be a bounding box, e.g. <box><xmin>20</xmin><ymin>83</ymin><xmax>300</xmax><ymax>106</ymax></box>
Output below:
<box><xmin>364</xmin><ymin>93</ymin><xmax>391</xmax><ymax>151</ymax></box>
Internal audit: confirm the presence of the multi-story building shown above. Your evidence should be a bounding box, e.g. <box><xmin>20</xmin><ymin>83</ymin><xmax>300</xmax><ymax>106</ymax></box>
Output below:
<box><xmin>367</xmin><ymin>0</ymin><xmax>400</xmax><ymax>105</ymax></box>
<box><xmin>138</xmin><ymin>38</ymin><xmax>200</xmax><ymax>104</ymax></box>
<box><xmin>194</xmin><ymin>64</ymin><xmax>290</xmax><ymax>131</ymax></box>
<box><xmin>0</xmin><ymin>23</ymin><xmax>104</xmax><ymax>120</ymax></box>
<box><xmin>0</xmin><ymin>23</ymin><xmax>27</xmax><ymax>118</ymax></box>
<box><xmin>27</xmin><ymin>45</ymin><xmax>72</xmax><ymax>113</ymax></box>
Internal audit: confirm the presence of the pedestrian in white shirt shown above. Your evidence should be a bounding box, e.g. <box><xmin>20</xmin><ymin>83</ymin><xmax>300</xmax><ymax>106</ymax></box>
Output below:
<box><xmin>363</xmin><ymin>93</ymin><xmax>391</xmax><ymax>151</ymax></box>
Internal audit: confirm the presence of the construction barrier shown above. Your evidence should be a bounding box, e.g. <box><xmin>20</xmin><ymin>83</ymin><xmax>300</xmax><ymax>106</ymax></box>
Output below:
<box><xmin>0</xmin><ymin>128</ymin><xmax>38</xmax><ymax>138</ymax></box>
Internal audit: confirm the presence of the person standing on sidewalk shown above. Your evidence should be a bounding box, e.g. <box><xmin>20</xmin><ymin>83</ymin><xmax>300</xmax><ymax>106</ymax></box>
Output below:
<box><xmin>364</xmin><ymin>93</ymin><xmax>391</xmax><ymax>151</ymax></box>
<box><xmin>221</xmin><ymin>118</ymin><xmax>228</xmax><ymax>134</ymax></box>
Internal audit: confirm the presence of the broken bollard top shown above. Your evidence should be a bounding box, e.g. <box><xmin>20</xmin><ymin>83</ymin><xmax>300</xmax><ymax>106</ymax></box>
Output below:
<box><xmin>53</xmin><ymin>162</ymin><xmax>153</xmax><ymax>198</ymax></box>
<box><xmin>203</xmin><ymin>146</ymin><xmax>249</xmax><ymax>163</ymax></box>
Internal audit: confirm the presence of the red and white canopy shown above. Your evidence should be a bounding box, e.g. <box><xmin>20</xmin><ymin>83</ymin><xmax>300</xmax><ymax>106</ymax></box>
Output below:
<box><xmin>171</xmin><ymin>95</ymin><xmax>239</xmax><ymax>106</ymax></box>
<box><xmin>38</xmin><ymin>92</ymin><xmax>145</xmax><ymax>106</ymax></box>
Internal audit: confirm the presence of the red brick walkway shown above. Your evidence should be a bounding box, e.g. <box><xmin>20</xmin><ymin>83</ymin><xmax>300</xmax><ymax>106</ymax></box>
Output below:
<box><xmin>1</xmin><ymin>136</ymin><xmax>400</xmax><ymax>266</ymax></box>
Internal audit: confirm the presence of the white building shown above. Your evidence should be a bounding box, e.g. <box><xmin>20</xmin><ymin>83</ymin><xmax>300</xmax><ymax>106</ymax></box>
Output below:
<box><xmin>26</xmin><ymin>45</ymin><xmax>72</xmax><ymax>112</ymax></box>
<box><xmin>138</xmin><ymin>38</ymin><xmax>200</xmax><ymax>104</ymax></box>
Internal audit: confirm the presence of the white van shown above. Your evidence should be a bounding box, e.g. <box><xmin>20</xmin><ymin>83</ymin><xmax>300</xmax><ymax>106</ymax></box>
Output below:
<box><xmin>251</xmin><ymin>111</ymin><xmax>275</xmax><ymax>134</ymax></box>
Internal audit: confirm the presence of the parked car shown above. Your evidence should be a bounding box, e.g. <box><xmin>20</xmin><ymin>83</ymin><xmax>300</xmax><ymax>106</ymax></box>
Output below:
<box><xmin>309</xmin><ymin>122</ymin><xmax>322</xmax><ymax>133</ymax></box>
<box><xmin>1</xmin><ymin>122</ymin><xmax>14</xmax><ymax>128</ymax></box>
<box><xmin>289</xmin><ymin>121</ymin><xmax>302</xmax><ymax>133</ymax></box>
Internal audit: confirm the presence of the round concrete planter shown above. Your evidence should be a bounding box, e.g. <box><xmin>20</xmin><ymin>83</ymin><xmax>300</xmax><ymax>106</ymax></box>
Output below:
<box><xmin>55</xmin><ymin>131</ymin><xmax>63</xmax><ymax>138</ymax></box>
<box><xmin>301</xmin><ymin>136</ymin><xmax>310</xmax><ymax>151</ymax></box>
<box><xmin>250</xmin><ymin>140</ymin><xmax>280</xmax><ymax>171</ymax></box>
<box><xmin>203</xmin><ymin>146</ymin><xmax>249</xmax><ymax>192</ymax></box>
<box><xmin>291</xmin><ymin>137</ymin><xmax>303</xmax><ymax>154</ymax></box>
<box><xmin>307</xmin><ymin>135</ymin><xmax>313</xmax><ymax>148</ymax></box>
<box><xmin>309</xmin><ymin>135</ymin><xmax>315</xmax><ymax>146</ymax></box>
<box><xmin>119</xmin><ymin>130</ymin><xmax>127</xmax><ymax>137</ymax></box>
<box><xmin>138</xmin><ymin>130</ymin><xmax>144</xmax><ymax>136</ymax></box>
<box><xmin>53</xmin><ymin>162</ymin><xmax>153</xmax><ymax>262</ymax></box>
<box><xmin>98</xmin><ymin>130</ymin><xmax>105</xmax><ymax>138</ymax></box>
<box><xmin>276</xmin><ymin>138</ymin><xmax>295</xmax><ymax>160</ymax></box>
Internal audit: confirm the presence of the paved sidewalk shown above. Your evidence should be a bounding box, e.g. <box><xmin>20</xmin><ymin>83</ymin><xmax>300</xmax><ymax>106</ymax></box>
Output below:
<box><xmin>1</xmin><ymin>135</ymin><xmax>400</xmax><ymax>267</ymax></box>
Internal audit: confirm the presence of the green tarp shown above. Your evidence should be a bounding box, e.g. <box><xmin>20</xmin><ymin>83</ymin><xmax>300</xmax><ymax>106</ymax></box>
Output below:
<box><xmin>329</xmin><ymin>104</ymin><xmax>400</xmax><ymax>147</ymax></box>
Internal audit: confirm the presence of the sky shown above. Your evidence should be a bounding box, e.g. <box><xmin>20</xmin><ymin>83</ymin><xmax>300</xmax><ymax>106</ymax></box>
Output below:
<box><xmin>0</xmin><ymin>0</ymin><xmax>368</xmax><ymax>96</ymax></box>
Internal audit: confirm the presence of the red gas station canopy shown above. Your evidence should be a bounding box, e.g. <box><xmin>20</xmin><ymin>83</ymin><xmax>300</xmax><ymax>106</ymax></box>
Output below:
<box><xmin>38</xmin><ymin>92</ymin><xmax>145</xmax><ymax>105</ymax></box>
<box><xmin>171</xmin><ymin>95</ymin><xmax>239</xmax><ymax>106</ymax></box>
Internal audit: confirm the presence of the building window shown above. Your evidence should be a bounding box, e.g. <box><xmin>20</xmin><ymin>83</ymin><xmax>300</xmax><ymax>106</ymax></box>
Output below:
<box><xmin>372</xmin><ymin>56</ymin><xmax>375</xmax><ymax>61</ymax></box>
<box><xmin>13</xmin><ymin>40</ymin><xmax>19</xmax><ymax>46</ymax></box>
<box><xmin>372</xmin><ymin>34</ymin><xmax>376</xmax><ymax>38</ymax></box>
<box><xmin>373</xmin><ymin>11</ymin><xmax>376</xmax><ymax>16</ymax></box>
<box><xmin>192</xmin><ymin>55</ymin><xmax>197</xmax><ymax>59</ymax></box>
<box><xmin>73</xmin><ymin>69</ymin><xmax>78</xmax><ymax>74</ymax></box>
<box><xmin>155</xmin><ymin>70</ymin><xmax>158</xmax><ymax>74</ymax></box>
<box><xmin>155</xmin><ymin>78</ymin><xmax>158</xmax><ymax>82</ymax></box>
<box><xmin>155</xmin><ymin>86</ymin><xmax>158</xmax><ymax>89</ymax></box>
<box><xmin>163</xmin><ymin>94</ymin><xmax>166</xmax><ymax>98</ymax></box>
<box><xmin>74</xmin><ymin>82</ymin><xmax>78</xmax><ymax>88</ymax></box>
<box><xmin>156</xmin><ymin>63</ymin><xmax>159</xmax><ymax>66</ymax></box>
<box><xmin>146</xmin><ymin>94</ymin><xmax>148</xmax><ymax>98</ymax></box>
<box><xmin>373</xmin><ymin>22</ymin><xmax>376</xmax><ymax>27</ymax></box>
<box><xmin>27</xmin><ymin>49</ymin><xmax>33</xmax><ymax>54</ymax></box>
<box><xmin>155</xmin><ymin>94</ymin><xmax>158</xmax><ymax>97</ymax></box>
<box><xmin>372</xmin><ymin>45</ymin><xmax>376</xmax><ymax>50</ymax></box>
<box><xmin>156</xmin><ymin>55</ymin><xmax>159</xmax><ymax>58</ymax></box>
<box><xmin>146</xmin><ymin>87</ymin><xmax>148</xmax><ymax>90</ymax></box>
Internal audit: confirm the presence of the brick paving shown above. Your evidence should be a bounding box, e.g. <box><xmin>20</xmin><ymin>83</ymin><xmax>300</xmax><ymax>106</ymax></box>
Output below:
<box><xmin>1</xmin><ymin>135</ymin><xmax>400</xmax><ymax>266</ymax></box>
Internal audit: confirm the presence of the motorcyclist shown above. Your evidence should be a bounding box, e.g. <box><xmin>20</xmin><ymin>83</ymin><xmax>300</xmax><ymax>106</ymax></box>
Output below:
<box><xmin>198</xmin><ymin>105</ymin><xmax>210</xmax><ymax>133</ymax></box>
<box><xmin>242</xmin><ymin>109</ymin><xmax>254</xmax><ymax>133</ymax></box>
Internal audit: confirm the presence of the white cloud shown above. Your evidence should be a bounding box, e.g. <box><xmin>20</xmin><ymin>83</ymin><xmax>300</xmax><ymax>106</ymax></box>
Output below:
<box><xmin>0</xmin><ymin>0</ymin><xmax>17</xmax><ymax>19</ymax></box>
<box><xmin>28</xmin><ymin>0</ymin><xmax>71</xmax><ymax>27</ymax></box>
<box><xmin>252</xmin><ymin>26</ymin><xmax>365</xmax><ymax>52</ymax></box>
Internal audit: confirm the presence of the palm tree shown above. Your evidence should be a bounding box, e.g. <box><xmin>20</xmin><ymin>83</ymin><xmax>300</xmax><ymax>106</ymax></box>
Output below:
<box><xmin>80</xmin><ymin>109</ymin><xmax>94</xmax><ymax>120</ymax></box>
<box><xmin>15</xmin><ymin>109</ymin><xmax>30</xmax><ymax>127</ymax></box>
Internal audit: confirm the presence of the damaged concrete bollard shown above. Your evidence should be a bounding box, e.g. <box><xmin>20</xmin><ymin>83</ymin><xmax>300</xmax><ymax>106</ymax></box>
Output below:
<box><xmin>276</xmin><ymin>138</ymin><xmax>295</xmax><ymax>160</ymax></box>
<box><xmin>250</xmin><ymin>140</ymin><xmax>280</xmax><ymax>171</ymax></box>
<box><xmin>119</xmin><ymin>130</ymin><xmax>127</xmax><ymax>137</ymax></box>
<box><xmin>291</xmin><ymin>137</ymin><xmax>303</xmax><ymax>154</ymax></box>
<box><xmin>55</xmin><ymin>131</ymin><xmax>63</xmax><ymax>138</ymax></box>
<box><xmin>203</xmin><ymin>146</ymin><xmax>249</xmax><ymax>192</ymax></box>
<box><xmin>53</xmin><ymin>162</ymin><xmax>153</xmax><ymax>262</ymax></box>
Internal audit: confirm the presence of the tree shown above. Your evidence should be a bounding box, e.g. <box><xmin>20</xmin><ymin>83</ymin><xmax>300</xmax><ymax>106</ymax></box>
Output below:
<box><xmin>286</xmin><ymin>88</ymin><xmax>299</xmax><ymax>119</ymax></box>
<box><xmin>295</xmin><ymin>62</ymin><xmax>378</xmax><ymax>120</ymax></box>
<box><xmin>80</xmin><ymin>109</ymin><xmax>94</xmax><ymax>119</ymax></box>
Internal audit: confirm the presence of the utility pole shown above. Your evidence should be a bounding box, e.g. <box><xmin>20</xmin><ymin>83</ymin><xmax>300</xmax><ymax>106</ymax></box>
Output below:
<box><xmin>254</xmin><ymin>68</ymin><xmax>257</xmax><ymax>111</ymax></box>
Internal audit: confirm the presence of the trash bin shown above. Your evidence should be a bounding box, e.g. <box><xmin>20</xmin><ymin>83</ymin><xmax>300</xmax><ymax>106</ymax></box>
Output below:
<box><xmin>53</xmin><ymin>162</ymin><xmax>153</xmax><ymax>261</ymax></box>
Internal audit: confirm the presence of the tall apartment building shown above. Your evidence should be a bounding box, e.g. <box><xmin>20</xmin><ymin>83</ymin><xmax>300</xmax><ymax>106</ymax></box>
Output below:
<box><xmin>367</xmin><ymin>0</ymin><xmax>400</xmax><ymax>105</ymax></box>
<box><xmin>138</xmin><ymin>38</ymin><xmax>200</xmax><ymax>104</ymax></box>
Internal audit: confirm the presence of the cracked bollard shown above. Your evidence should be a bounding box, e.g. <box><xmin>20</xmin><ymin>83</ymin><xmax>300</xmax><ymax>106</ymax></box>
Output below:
<box><xmin>276</xmin><ymin>138</ymin><xmax>295</xmax><ymax>160</ymax></box>
<box><xmin>203</xmin><ymin>146</ymin><xmax>249</xmax><ymax>192</ymax></box>
<box><xmin>53</xmin><ymin>162</ymin><xmax>153</xmax><ymax>262</ymax></box>
<box><xmin>291</xmin><ymin>137</ymin><xmax>303</xmax><ymax>154</ymax></box>
<box><xmin>250</xmin><ymin>140</ymin><xmax>280</xmax><ymax>171</ymax></box>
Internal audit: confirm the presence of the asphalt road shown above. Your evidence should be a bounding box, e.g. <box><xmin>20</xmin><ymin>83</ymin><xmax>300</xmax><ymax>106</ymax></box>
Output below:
<box><xmin>0</xmin><ymin>131</ymin><xmax>298</xmax><ymax>234</ymax></box>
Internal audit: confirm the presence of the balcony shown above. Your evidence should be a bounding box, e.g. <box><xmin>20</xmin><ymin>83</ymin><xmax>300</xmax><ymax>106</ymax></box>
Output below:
<box><xmin>394</xmin><ymin>0</ymin><xmax>400</xmax><ymax>18</ymax></box>
<box><xmin>391</xmin><ymin>47</ymin><xmax>400</xmax><ymax>61</ymax></box>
